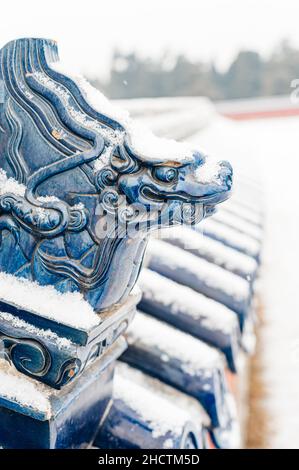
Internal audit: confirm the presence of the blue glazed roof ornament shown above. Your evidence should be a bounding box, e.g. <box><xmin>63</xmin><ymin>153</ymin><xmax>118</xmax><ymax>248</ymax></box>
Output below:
<box><xmin>0</xmin><ymin>38</ymin><xmax>233</xmax><ymax>312</ymax></box>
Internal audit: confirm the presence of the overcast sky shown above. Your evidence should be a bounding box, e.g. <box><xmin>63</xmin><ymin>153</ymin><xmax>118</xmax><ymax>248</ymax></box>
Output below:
<box><xmin>1</xmin><ymin>0</ymin><xmax>299</xmax><ymax>79</ymax></box>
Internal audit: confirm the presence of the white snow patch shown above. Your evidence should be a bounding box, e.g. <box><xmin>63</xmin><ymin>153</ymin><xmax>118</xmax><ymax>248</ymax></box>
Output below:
<box><xmin>33</xmin><ymin>69</ymin><xmax>124</xmax><ymax>146</ymax></box>
<box><xmin>117</xmin><ymin>363</ymin><xmax>210</xmax><ymax>426</ymax></box>
<box><xmin>202</xmin><ymin>218</ymin><xmax>260</xmax><ymax>258</ymax></box>
<box><xmin>93</xmin><ymin>145</ymin><xmax>114</xmax><ymax>172</ymax></box>
<box><xmin>37</xmin><ymin>195</ymin><xmax>60</xmax><ymax>203</ymax></box>
<box><xmin>51</xmin><ymin>62</ymin><xmax>195</xmax><ymax>163</ymax></box>
<box><xmin>115</xmin><ymin>362</ymin><xmax>209</xmax><ymax>438</ymax></box>
<box><xmin>147</xmin><ymin>238</ymin><xmax>250</xmax><ymax>302</ymax></box>
<box><xmin>52</xmin><ymin>63</ymin><xmax>131</xmax><ymax>127</ymax></box>
<box><xmin>221</xmin><ymin>393</ymin><xmax>241</xmax><ymax>449</ymax></box>
<box><xmin>0</xmin><ymin>311</ymin><xmax>72</xmax><ymax>349</ymax></box>
<box><xmin>213</xmin><ymin>210</ymin><xmax>263</xmax><ymax>241</ymax></box>
<box><xmin>139</xmin><ymin>268</ymin><xmax>238</xmax><ymax>335</ymax></box>
<box><xmin>159</xmin><ymin>226</ymin><xmax>258</xmax><ymax>278</ymax></box>
<box><xmin>0</xmin><ymin>272</ymin><xmax>100</xmax><ymax>329</ymax></box>
<box><xmin>195</xmin><ymin>159</ymin><xmax>222</xmax><ymax>184</ymax></box>
<box><xmin>114</xmin><ymin>370</ymin><xmax>188</xmax><ymax>438</ymax></box>
<box><xmin>127</xmin><ymin>312</ymin><xmax>223</xmax><ymax>375</ymax></box>
<box><xmin>71</xmin><ymin>202</ymin><xmax>85</xmax><ymax>210</ymax></box>
<box><xmin>163</xmin><ymin>439</ymin><xmax>174</xmax><ymax>449</ymax></box>
<box><xmin>127</xmin><ymin>121</ymin><xmax>194</xmax><ymax>162</ymax></box>
<box><xmin>0</xmin><ymin>169</ymin><xmax>26</xmax><ymax>196</ymax></box>
<box><xmin>223</xmin><ymin>200</ymin><xmax>262</xmax><ymax>226</ymax></box>
<box><xmin>0</xmin><ymin>360</ymin><xmax>51</xmax><ymax>416</ymax></box>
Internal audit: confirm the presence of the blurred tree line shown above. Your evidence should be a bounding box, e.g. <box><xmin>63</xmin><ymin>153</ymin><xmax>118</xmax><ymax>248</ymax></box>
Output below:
<box><xmin>92</xmin><ymin>41</ymin><xmax>299</xmax><ymax>101</ymax></box>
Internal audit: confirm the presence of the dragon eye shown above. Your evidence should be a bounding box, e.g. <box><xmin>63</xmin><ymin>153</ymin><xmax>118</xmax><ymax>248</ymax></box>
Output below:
<box><xmin>153</xmin><ymin>167</ymin><xmax>178</xmax><ymax>183</ymax></box>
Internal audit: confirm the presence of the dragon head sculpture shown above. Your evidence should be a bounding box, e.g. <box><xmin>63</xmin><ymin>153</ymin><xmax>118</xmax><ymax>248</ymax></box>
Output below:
<box><xmin>0</xmin><ymin>38</ymin><xmax>232</xmax><ymax>311</ymax></box>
